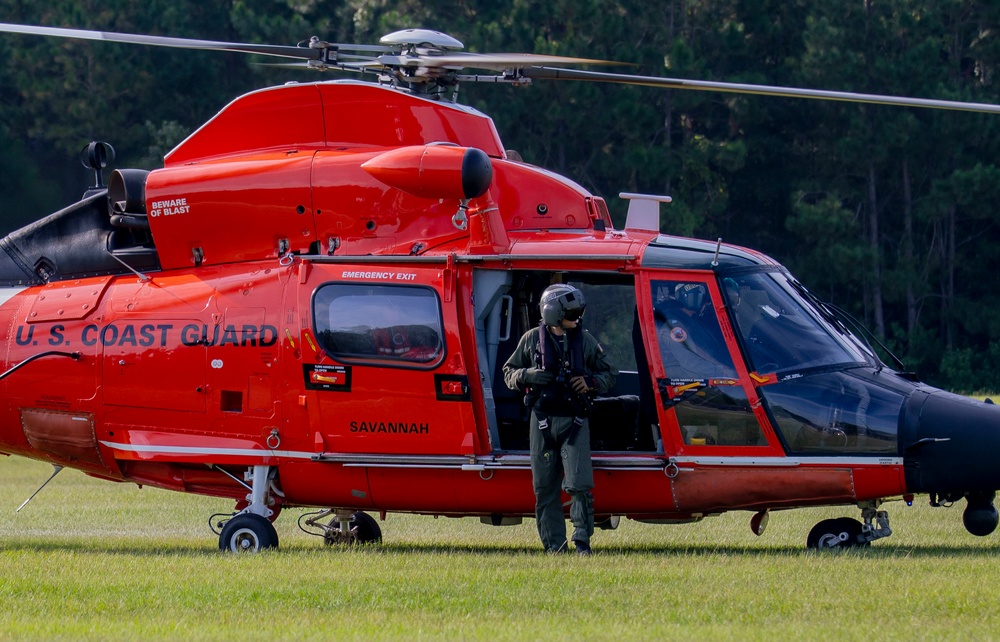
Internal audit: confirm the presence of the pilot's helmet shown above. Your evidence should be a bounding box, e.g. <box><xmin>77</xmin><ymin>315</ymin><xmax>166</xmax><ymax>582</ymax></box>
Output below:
<box><xmin>723</xmin><ymin>277</ymin><xmax>740</xmax><ymax>306</ymax></box>
<box><xmin>540</xmin><ymin>284</ymin><xmax>587</xmax><ymax>326</ymax></box>
<box><xmin>675</xmin><ymin>283</ymin><xmax>707</xmax><ymax>311</ymax></box>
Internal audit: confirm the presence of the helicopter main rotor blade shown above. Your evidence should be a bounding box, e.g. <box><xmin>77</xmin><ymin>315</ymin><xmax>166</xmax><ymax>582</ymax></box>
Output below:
<box><xmin>522</xmin><ymin>66</ymin><xmax>1000</xmax><ymax>114</ymax></box>
<box><xmin>365</xmin><ymin>52</ymin><xmax>618</xmax><ymax>71</ymax></box>
<box><xmin>5</xmin><ymin>20</ymin><xmax>997</xmax><ymax>114</ymax></box>
<box><xmin>0</xmin><ymin>22</ymin><xmax>390</xmax><ymax>60</ymax></box>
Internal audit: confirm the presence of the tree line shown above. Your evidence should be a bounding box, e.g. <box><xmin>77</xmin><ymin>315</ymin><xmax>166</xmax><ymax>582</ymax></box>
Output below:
<box><xmin>1</xmin><ymin>0</ymin><xmax>999</xmax><ymax>391</ymax></box>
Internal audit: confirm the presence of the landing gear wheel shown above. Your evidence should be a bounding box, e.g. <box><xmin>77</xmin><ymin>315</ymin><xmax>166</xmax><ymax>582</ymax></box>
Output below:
<box><xmin>352</xmin><ymin>510</ymin><xmax>383</xmax><ymax>543</ymax></box>
<box><xmin>219</xmin><ymin>513</ymin><xmax>279</xmax><ymax>553</ymax></box>
<box><xmin>806</xmin><ymin>517</ymin><xmax>868</xmax><ymax>550</ymax></box>
<box><xmin>323</xmin><ymin>510</ymin><xmax>383</xmax><ymax>546</ymax></box>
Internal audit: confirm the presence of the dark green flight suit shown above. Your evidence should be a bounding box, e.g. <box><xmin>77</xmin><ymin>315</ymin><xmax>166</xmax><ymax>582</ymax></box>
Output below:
<box><xmin>503</xmin><ymin>325</ymin><xmax>617</xmax><ymax>552</ymax></box>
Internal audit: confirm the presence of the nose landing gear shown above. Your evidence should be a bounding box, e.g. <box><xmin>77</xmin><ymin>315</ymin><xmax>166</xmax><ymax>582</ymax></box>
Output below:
<box><xmin>298</xmin><ymin>508</ymin><xmax>383</xmax><ymax>545</ymax></box>
<box><xmin>806</xmin><ymin>502</ymin><xmax>892</xmax><ymax>550</ymax></box>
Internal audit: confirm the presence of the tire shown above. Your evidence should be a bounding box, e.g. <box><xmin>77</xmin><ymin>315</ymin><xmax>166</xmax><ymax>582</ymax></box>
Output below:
<box><xmin>219</xmin><ymin>513</ymin><xmax>279</xmax><ymax>553</ymax></box>
<box><xmin>806</xmin><ymin>517</ymin><xmax>867</xmax><ymax>550</ymax></box>
<box><xmin>351</xmin><ymin>510</ymin><xmax>383</xmax><ymax>544</ymax></box>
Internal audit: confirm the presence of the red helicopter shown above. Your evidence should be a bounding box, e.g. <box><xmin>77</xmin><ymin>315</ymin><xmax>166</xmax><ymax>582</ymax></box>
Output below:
<box><xmin>1</xmin><ymin>22</ymin><xmax>999</xmax><ymax>552</ymax></box>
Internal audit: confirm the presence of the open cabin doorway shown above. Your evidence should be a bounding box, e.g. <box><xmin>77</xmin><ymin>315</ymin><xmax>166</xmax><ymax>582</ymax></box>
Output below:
<box><xmin>472</xmin><ymin>269</ymin><xmax>661</xmax><ymax>454</ymax></box>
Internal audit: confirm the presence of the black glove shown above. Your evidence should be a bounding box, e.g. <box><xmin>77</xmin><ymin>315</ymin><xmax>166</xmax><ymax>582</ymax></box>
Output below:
<box><xmin>570</xmin><ymin>375</ymin><xmax>591</xmax><ymax>395</ymax></box>
<box><xmin>522</xmin><ymin>368</ymin><xmax>554</xmax><ymax>386</ymax></box>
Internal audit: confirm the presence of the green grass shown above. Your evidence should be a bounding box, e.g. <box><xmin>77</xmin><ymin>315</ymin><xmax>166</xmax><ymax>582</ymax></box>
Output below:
<box><xmin>2</xmin><ymin>456</ymin><xmax>1000</xmax><ymax>640</ymax></box>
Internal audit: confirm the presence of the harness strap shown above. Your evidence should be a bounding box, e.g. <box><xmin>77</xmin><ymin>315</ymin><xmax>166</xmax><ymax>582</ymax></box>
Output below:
<box><xmin>533</xmin><ymin>410</ymin><xmax>586</xmax><ymax>450</ymax></box>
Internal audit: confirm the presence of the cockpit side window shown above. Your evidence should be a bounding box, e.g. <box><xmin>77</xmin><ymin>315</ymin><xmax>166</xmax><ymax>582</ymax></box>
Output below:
<box><xmin>652</xmin><ymin>280</ymin><xmax>737</xmax><ymax>382</ymax></box>
<box><xmin>650</xmin><ymin>279</ymin><xmax>765</xmax><ymax>448</ymax></box>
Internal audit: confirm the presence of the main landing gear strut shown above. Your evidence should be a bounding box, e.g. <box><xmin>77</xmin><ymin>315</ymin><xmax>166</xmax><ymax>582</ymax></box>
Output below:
<box><xmin>806</xmin><ymin>501</ymin><xmax>892</xmax><ymax>550</ymax></box>
<box><xmin>216</xmin><ymin>465</ymin><xmax>280</xmax><ymax>553</ymax></box>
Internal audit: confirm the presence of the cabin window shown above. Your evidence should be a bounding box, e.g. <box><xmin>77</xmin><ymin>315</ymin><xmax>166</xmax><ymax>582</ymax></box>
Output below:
<box><xmin>313</xmin><ymin>283</ymin><xmax>444</xmax><ymax>366</ymax></box>
<box><xmin>572</xmin><ymin>280</ymin><xmax>638</xmax><ymax>372</ymax></box>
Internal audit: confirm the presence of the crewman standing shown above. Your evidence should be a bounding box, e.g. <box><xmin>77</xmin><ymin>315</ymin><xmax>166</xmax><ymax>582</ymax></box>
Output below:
<box><xmin>503</xmin><ymin>284</ymin><xmax>617</xmax><ymax>554</ymax></box>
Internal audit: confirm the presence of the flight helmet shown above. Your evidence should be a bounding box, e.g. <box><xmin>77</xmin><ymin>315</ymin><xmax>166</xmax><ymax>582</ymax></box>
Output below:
<box><xmin>540</xmin><ymin>284</ymin><xmax>586</xmax><ymax>326</ymax></box>
<box><xmin>675</xmin><ymin>283</ymin><xmax>707</xmax><ymax>312</ymax></box>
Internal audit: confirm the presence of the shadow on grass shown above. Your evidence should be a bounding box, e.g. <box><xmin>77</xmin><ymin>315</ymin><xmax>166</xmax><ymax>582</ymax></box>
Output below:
<box><xmin>0</xmin><ymin>539</ymin><xmax>219</xmax><ymax>557</ymax></box>
<box><xmin>377</xmin><ymin>541</ymin><xmax>1000</xmax><ymax>558</ymax></box>
<box><xmin>2</xmin><ymin>538</ymin><xmax>998</xmax><ymax>559</ymax></box>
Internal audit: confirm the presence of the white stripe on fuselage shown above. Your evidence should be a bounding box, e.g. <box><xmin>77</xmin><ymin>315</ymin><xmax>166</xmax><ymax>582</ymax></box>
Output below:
<box><xmin>0</xmin><ymin>286</ymin><xmax>28</xmax><ymax>306</ymax></box>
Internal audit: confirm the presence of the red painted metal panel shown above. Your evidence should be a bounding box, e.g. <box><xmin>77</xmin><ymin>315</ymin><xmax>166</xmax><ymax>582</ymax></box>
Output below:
<box><xmin>146</xmin><ymin>153</ymin><xmax>316</xmax><ymax>270</ymax></box>
<box><xmin>278</xmin><ymin>461</ymin><xmax>374</xmax><ymax>509</ymax></box>
<box><xmin>317</xmin><ymin>83</ymin><xmax>504</xmax><ymax>156</ymax></box>
<box><xmin>852</xmin><ymin>464</ymin><xmax>906</xmax><ymax>501</ymax></box>
<box><xmin>25</xmin><ymin>277</ymin><xmax>111</xmax><ymax>323</ymax></box>
<box><xmin>165</xmin><ymin>84</ymin><xmax>327</xmax><ymax>165</ymax></box>
<box><xmin>670</xmin><ymin>466</ymin><xmax>857</xmax><ymax>513</ymax></box>
<box><xmin>164</xmin><ymin>82</ymin><xmax>504</xmax><ymax>167</ymax></box>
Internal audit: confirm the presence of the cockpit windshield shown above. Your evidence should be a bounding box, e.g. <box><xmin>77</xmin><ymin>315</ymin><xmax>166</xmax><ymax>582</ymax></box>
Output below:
<box><xmin>722</xmin><ymin>271</ymin><xmax>870</xmax><ymax>374</ymax></box>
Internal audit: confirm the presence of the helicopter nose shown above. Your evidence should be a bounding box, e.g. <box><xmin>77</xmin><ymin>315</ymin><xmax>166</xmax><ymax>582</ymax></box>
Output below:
<box><xmin>902</xmin><ymin>389</ymin><xmax>1000</xmax><ymax>495</ymax></box>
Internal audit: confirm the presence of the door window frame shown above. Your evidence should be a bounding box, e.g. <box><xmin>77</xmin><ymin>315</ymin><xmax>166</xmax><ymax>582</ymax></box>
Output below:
<box><xmin>638</xmin><ymin>270</ymin><xmax>784</xmax><ymax>455</ymax></box>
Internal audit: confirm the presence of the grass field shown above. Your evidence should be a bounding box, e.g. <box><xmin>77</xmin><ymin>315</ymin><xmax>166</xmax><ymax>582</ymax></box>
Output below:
<box><xmin>2</xmin><ymin>456</ymin><xmax>1000</xmax><ymax>641</ymax></box>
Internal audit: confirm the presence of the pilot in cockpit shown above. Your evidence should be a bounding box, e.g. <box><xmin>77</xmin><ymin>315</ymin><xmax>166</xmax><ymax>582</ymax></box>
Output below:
<box><xmin>653</xmin><ymin>281</ymin><xmax>736</xmax><ymax>380</ymax></box>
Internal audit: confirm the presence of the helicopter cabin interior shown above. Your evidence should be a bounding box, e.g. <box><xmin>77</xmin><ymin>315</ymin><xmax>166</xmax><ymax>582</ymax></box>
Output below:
<box><xmin>474</xmin><ymin>269</ymin><xmax>660</xmax><ymax>453</ymax></box>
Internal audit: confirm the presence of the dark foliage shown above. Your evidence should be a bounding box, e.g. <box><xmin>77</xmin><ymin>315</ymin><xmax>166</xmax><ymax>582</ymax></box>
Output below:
<box><xmin>1</xmin><ymin>0</ymin><xmax>998</xmax><ymax>390</ymax></box>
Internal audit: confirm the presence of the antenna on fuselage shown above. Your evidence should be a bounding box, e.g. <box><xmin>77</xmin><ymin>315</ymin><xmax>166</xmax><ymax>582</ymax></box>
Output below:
<box><xmin>16</xmin><ymin>465</ymin><xmax>64</xmax><ymax>513</ymax></box>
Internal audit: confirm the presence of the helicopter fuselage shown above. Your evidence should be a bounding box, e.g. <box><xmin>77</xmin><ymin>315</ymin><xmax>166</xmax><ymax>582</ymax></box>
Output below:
<box><xmin>1</xmin><ymin>80</ymin><xmax>998</xmax><ymax>547</ymax></box>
